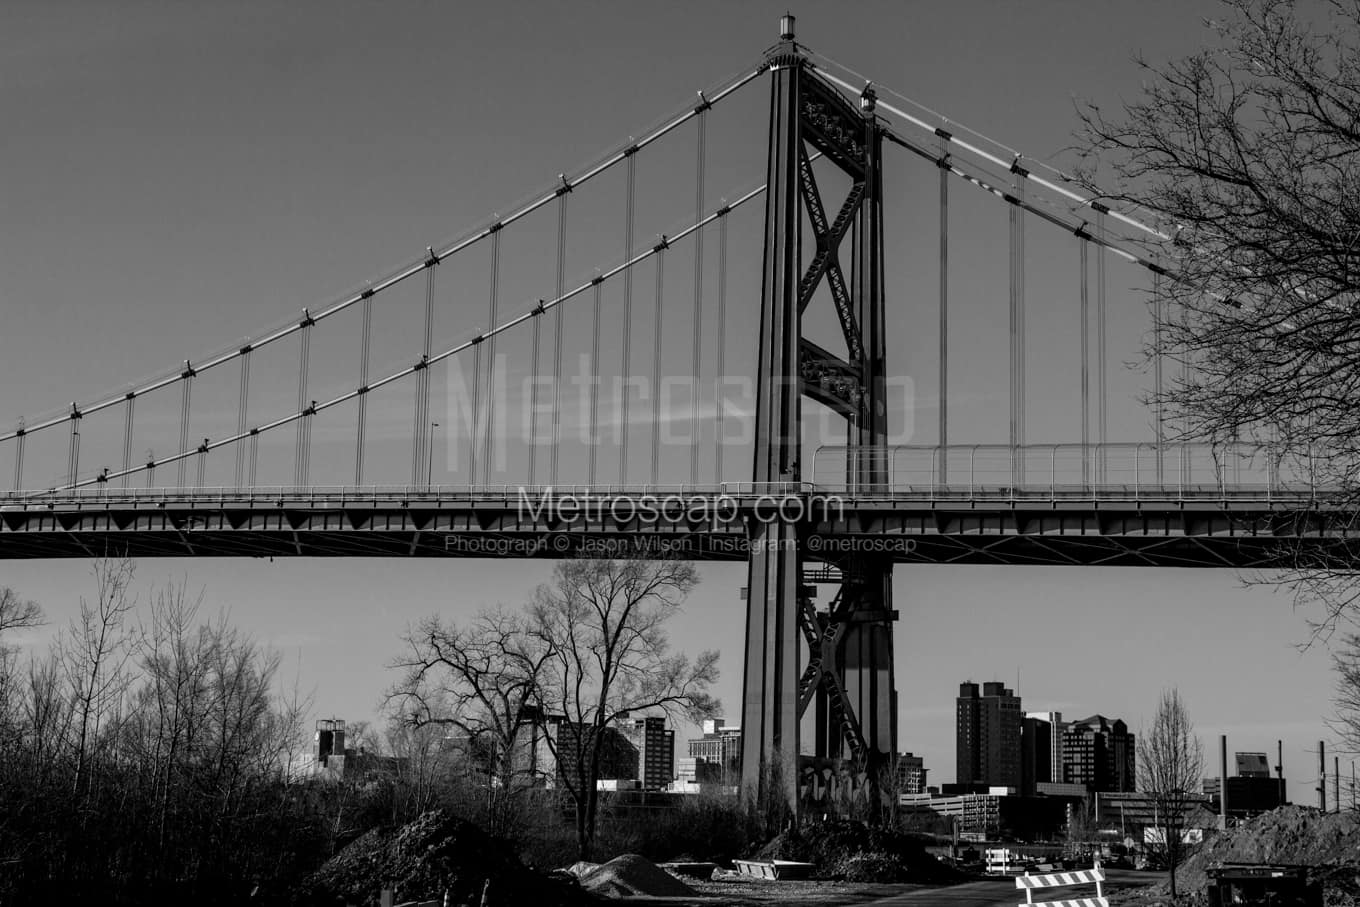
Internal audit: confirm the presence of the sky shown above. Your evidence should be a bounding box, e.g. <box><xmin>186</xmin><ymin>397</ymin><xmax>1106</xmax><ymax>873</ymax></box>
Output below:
<box><xmin>0</xmin><ymin>0</ymin><xmax>1347</xmax><ymax>793</ymax></box>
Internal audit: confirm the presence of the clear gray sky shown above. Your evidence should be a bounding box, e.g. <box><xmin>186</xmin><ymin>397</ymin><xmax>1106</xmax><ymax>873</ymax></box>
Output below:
<box><xmin>0</xmin><ymin>0</ymin><xmax>1342</xmax><ymax>791</ymax></box>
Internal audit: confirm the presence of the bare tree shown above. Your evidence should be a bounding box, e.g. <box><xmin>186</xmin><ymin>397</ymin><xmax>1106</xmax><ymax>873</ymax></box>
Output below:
<box><xmin>387</xmin><ymin>606</ymin><xmax>557</xmax><ymax>837</ymax></box>
<box><xmin>0</xmin><ymin>587</ymin><xmax>44</xmax><ymax>742</ymax></box>
<box><xmin>529</xmin><ymin>558</ymin><xmax>718</xmax><ymax>859</ymax></box>
<box><xmin>0</xmin><ymin>586</ymin><xmax>43</xmax><ymax>638</ymax></box>
<box><xmin>59</xmin><ymin>557</ymin><xmax>136</xmax><ymax>798</ymax></box>
<box><xmin>389</xmin><ymin>608</ymin><xmax>551</xmax><ymax>782</ymax></box>
<box><xmin>1329</xmin><ymin>634</ymin><xmax>1360</xmax><ymax>756</ymax></box>
<box><xmin>1138</xmin><ymin>688</ymin><xmax>1204</xmax><ymax>896</ymax></box>
<box><xmin>1077</xmin><ymin>0</ymin><xmax>1360</xmax><ymax>629</ymax></box>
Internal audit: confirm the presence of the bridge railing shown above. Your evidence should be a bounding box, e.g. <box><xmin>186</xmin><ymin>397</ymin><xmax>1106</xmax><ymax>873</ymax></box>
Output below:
<box><xmin>810</xmin><ymin>443</ymin><xmax>1338</xmax><ymax>501</ymax></box>
<box><xmin>0</xmin><ymin>483</ymin><xmax>829</xmax><ymax>506</ymax></box>
<box><xmin>0</xmin><ymin>444</ymin><xmax>1343</xmax><ymax>505</ymax></box>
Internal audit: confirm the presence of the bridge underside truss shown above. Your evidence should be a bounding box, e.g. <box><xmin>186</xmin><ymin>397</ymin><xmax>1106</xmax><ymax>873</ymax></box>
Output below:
<box><xmin>0</xmin><ymin>494</ymin><xmax>1348</xmax><ymax>566</ymax></box>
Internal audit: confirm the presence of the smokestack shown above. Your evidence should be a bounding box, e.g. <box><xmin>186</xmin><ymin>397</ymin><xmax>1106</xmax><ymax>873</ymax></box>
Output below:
<box><xmin>1320</xmin><ymin>741</ymin><xmax>1327</xmax><ymax>812</ymax></box>
<box><xmin>1219</xmin><ymin>735</ymin><xmax>1228</xmax><ymax>830</ymax></box>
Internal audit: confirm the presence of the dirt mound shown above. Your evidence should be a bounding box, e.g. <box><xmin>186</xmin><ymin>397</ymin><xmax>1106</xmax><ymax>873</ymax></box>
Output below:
<box><xmin>1175</xmin><ymin>805</ymin><xmax>1360</xmax><ymax>895</ymax></box>
<box><xmin>756</xmin><ymin>819</ymin><xmax>962</xmax><ymax>883</ymax></box>
<box><xmin>294</xmin><ymin>809</ymin><xmax>593</xmax><ymax>907</ymax></box>
<box><xmin>563</xmin><ymin>861</ymin><xmax>600</xmax><ymax>879</ymax></box>
<box><xmin>578</xmin><ymin>854</ymin><xmax>695</xmax><ymax>897</ymax></box>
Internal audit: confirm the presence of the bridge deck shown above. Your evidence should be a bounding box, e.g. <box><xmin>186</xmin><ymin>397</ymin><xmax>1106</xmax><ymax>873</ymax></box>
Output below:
<box><xmin>0</xmin><ymin>485</ymin><xmax>1350</xmax><ymax>566</ymax></box>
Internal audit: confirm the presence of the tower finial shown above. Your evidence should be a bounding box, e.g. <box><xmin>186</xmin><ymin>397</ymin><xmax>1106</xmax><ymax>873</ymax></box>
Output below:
<box><xmin>779</xmin><ymin>12</ymin><xmax>796</xmax><ymax>41</ymax></box>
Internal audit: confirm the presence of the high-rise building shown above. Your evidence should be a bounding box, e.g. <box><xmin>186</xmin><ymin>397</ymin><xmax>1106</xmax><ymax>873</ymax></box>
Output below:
<box><xmin>896</xmin><ymin>752</ymin><xmax>928</xmax><ymax>794</ymax></box>
<box><xmin>687</xmin><ymin>717</ymin><xmax>742</xmax><ymax>784</ymax></box>
<box><xmin>619</xmin><ymin>715</ymin><xmax>675</xmax><ymax>790</ymax></box>
<box><xmin>1062</xmin><ymin>715</ymin><xmax>1135</xmax><ymax>792</ymax></box>
<box><xmin>1028</xmin><ymin>711</ymin><xmax>1065</xmax><ymax>783</ymax></box>
<box><xmin>543</xmin><ymin>719</ymin><xmax>639</xmax><ymax>788</ymax></box>
<box><xmin>956</xmin><ymin>681</ymin><xmax>1022</xmax><ymax>789</ymax></box>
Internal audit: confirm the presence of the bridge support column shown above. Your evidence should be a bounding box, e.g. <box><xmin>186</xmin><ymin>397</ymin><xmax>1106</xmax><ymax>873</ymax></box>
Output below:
<box><xmin>740</xmin><ymin>16</ymin><xmax>898</xmax><ymax>820</ymax></box>
<box><xmin>739</xmin><ymin>22</ymin><xmax>804</xmax><ymax>817</ymax></box>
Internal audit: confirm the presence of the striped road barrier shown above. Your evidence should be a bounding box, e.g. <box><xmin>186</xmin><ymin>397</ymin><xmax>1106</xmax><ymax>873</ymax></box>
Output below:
<box><xmin>1015</xmin><ymin>861</ymin><xmax>1106</xmax><ymax>907</ymax></box>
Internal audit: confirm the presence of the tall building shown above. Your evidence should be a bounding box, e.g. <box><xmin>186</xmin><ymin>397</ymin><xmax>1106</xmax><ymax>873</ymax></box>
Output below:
<box><xmin>1028</xmin><ymin>711</ymin><xmax>1065</xmax><ymax>783</ymax></box>
<box><xmin>687</xmin><ymin>717</ymin><xmax>741</xmax><ymax>784</ymax></box>
<box><xmin>956</xmin><ymin>681</ymin><xmax>1022</xmax><ymax>789</ymax></box>
<box><xmin>896</xmin><ymin>752</ymin><xmax>928</xmax><ymax>794</ymax></box>
<box><xmin>543</xmin><ymin>718</ymin><xmax>639</xmax><ymax>788</ymax></box>
<box><xmin>618</xmin><ymin>715</ymin><xmax>675</xmax><ymax>790</ymax></box>
<box><xmin>1063</xmin><ymin>715</ymin><xmax>1135</xmax><ymax>792</ymax></box>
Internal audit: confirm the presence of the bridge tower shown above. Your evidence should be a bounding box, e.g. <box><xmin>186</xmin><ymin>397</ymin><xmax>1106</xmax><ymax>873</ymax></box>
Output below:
<box><xmin>740</xmin><ymin>16</ymin><xmax>897</xmax><ymax>816</ymax></box>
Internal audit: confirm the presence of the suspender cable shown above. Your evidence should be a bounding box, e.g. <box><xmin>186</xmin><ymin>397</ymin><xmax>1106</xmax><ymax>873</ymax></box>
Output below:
<box><xmin>1154</xmin><ymin>270</ymin><xmax>1165</xmax><ymax>483</ymax></box>
<box><xmin>483</xmin><ymin>229</ymin><xmax>501</xmax><ymax>484</ymax></box>
<box><xmin>248</xmin><ymin>429</ymin><xmax>259</xmax><ymax>488</ymax></box>
<box><xmin>528</xmin><ymin>289</ymin><xmax>542</xmax><ymax>487</ymax></box>
<box><xmin>122</xmin><ymin>394</ymin><xmax>136</xmax><ymax>489</ymax></box>
<box><xmin>588</xmin><ymin>277</ymin><xmax>602</xmax><ymax>485</ymax></box>
<box><xmin>196</xmin><ymin>439</ymin><xmax>207</xmax><ymax>488</ymax></box>
<box><xmin>1009</xmin><ymin>191</ymin><xmax>1017</xmax><ymax>456</ymax></box>
<box><xmin>12</xmin><ymin>423</ymin><xmax>23</xmax><ymax>491</ymax></box>
<box><xmin>235</xmin><ymin>350</ymin><xmax>251</xmax><ymax>488</ymax></box>
<box><xmin>550</xmin><ymin>190</ymin><xmax>567</xmax><ymax>485</ymax></box>
<box><xmin>67</xmin><ymin>409</ymin><xmax>81</xmax><ymax>489</ymax></box>
<box><xmin>1181</xmin><ymin>295</ymin><xmax>1192</xmax><ymax>482</ymax></box>
<box><xmin>650</xmin><ymin>241</ymin><xmax>667</xmax><ymax>483</ymax></box>
<box><xmin>177</xmin><ymin>363</ymin><xmax>193</xmax><ymax>487</ymax></box>
<box><xmin>355</xmin><ymin>292</ymin><xmax>372</xmax><ymax>485</ymax></box>
<box><xmin>415</xmin><ymin>258</ymin><xmax>436</xmax><ymax>486</ymax></box>
<box><xmin>56</xmin><ymin>185</ymin><xmax>767</xmax><ymax>493</ymax></box>
<box><xmin>1008</xmin><ymin>183</ymin><xmax>1022</xmax><ymax>483</ymax></box>
<box><xmin>620</xmin><ymin>154</ymin><xmax>637</xmax><ymax>484</ymax></box>
<box><xmin>690</xmin><ymin>106</ymin><xmax>707</xmax><ymax>484</ymax></box>
<box><xmin>1097</xmin><ymin>212</ymin><xmax>1108</xmax><ymax>482</ymax></box>
<box><xmin>294</xmin><ymin>315</ymin><xmax>312</xmax><ymax>487</ymax></box>
<box><xmin>938</xmin><ymin>152</ymin><xmax>949</xmax><ymax>483</ymax></box>
<box><xmin>1016</xmin><ymin>179</ymin><xmax>1026</xmax><ymax>456</ymax></box>
<box><xmin>713</xmin><ymin>207</ymin><xmax>728</xmax><ymax>484</ymax></box>
<box><xmin>1080</xmin><ymin>238</ymin><xmax>1090</xmax><ymax>487</ymax></box>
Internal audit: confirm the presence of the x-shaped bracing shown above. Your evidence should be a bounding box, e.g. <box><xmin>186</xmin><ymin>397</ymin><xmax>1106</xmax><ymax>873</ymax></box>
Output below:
<box><xmin>796</xmin><ymin>146</ymin><xmax>865</xmax><ymax>364</ymax></box>
<box><xmin>795</xmin><ymin>585</ymin><xmax>869</xmax><ymax>764</ymax></box>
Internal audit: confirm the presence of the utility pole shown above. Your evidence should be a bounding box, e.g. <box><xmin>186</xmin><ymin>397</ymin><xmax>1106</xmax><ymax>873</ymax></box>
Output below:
<box><xmin>1276</xmin><ymin>739</ymin><xmax>1284</xmax><ymax>806</ymax></box>
<box><xmin>1219</xmin><ymin>735</ymin><xmax>1228</xmax><ymax>831</ymax></box>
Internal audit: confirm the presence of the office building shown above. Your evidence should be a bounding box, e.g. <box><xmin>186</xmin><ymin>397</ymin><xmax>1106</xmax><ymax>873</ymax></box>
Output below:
<box><xmin>956</xmin><ymin>681</ymin><xmax>1022</xmax><ymax>789</ymax></box>
<box><xmin>896</xmin><ymin>752</ymin><xmax>928</xmax><ymax>794</ymax></box>
<box><xmin>1063</xmin><ymin>715</ymin><xmax>1135</xmax><ymax>792</ymax></box>
<box><xmin>619</xmin><ymin>714</ymin><xmax>675</xmax><ymax>790</ymax></box>
<box><xmin>687</xmin><ymin>717</ymin><xmax>742</xmax><ymax>784</ymax></box>
<box><xmin>1026</xmin><ymin>711</ymin><xmax>1065</xmax><ymax>784</ymax></box>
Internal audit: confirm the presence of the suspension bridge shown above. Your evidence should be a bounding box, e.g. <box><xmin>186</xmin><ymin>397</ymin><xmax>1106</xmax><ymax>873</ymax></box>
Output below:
<box><xmin>2</xmin><ymin>17</ymin><xmax>1349</xmax><ymax>809</ymax></box>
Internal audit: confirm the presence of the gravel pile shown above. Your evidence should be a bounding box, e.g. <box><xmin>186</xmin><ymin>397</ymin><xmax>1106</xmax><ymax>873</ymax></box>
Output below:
<box><xmin>577</xmin><ymin>854</ymin><xmax>696</xmax><ymax>897</ymax></box>
<box><xmin>294</xmin><ymin>809</ymin><xmax>594</xmax><ymax>907</ymax></box>
<box><xmin>1177</xmin><ymin>806</ymin><xmax>1360</xmax><ymax>889</ymax></box>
